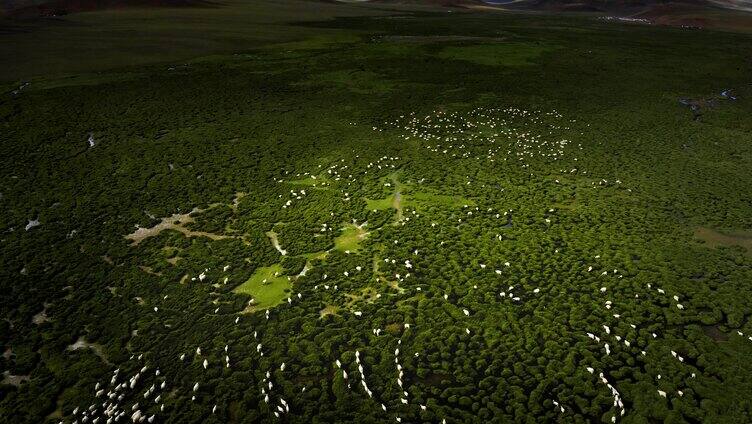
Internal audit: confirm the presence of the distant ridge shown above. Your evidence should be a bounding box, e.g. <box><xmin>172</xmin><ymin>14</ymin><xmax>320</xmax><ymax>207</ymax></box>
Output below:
<box><xmin>368</xmin><ymin>0</ymin><xmax>487</xmax><ymax>5</ymax></box>
<box><xmin>483</xmin><ymin>0</ymin><xmax>715</xmax><ymax>11</ymax></box>
<box><xmin>3</xmin><ymin>0</ymin><xmax>752</xmax><ymax>22</ymax></box>
<box><xmin>2</xmin><ymin>0</ymin><xmax>219</xmax><ymax>17</ymax></box>
<box><xmin>355</xmin><ymin>0</ymin><xmax>752</xmax><ymax>14</ymax></box>
<box><xmin>707</xmin><ymin>0</ymin><xmax>752</xmax><ymax>12</ymax></box>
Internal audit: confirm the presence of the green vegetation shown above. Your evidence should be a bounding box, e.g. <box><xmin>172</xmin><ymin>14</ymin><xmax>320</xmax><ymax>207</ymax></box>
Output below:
<box><xmin>233</xmin><ymin>264</ymin><xmax>291</xmax><ymax>309</ymax></box>
<box><xmin>333</xmin><ymin>224</ymin><xmax>368</xmax><ymax>252</ymax></box>
<box><xmin>266</xmin><ymin>33</ymin><xmax>362</xmax><ymax>51</ymax></box>
<box><xmin>2</xmin><ymin>5</ymin><xmax>752</xmax><ymax>424</ymax></box>
<box><xmin>437</xmin><ymin>41</ymin><xmax>559</xmax><ymax>67</ymax></box>
<box><xmin>288</xmin><ymin>176</ymin><xmax>327</xmax><ymax>187</ymax></box>
<box><xmin>407</xmin><ymin>191</ymin><xmax>473</xmax><ymax>209</ymax></box>
<box><xmin>365</xmin><ymin>195</ymin><xmax>395</xmax><ymax>211</ymax></box>
<box><xmin>0</xmin><ymin>0</ymin><xmax>389</xmax><ymax>82</ymax></box>
<box><xmin>299</xmin><ymin>69</ymin><xmax>396</xmax><ymax>94</ymax></box>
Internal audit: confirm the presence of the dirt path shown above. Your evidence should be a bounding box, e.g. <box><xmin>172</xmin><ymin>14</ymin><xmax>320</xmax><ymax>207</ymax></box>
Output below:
<box><xmin>66</xmin><ymin>336</ymin><xmax>112</xmax><ymax>365</ymax></box>
<box><xmin>231</xmin><ymin>192</ymin><xmax>246</xmax><ymax>211</ymax></box>
<box><xmin>32</xmin><ymin>302</ymin><xmax>51</xmax><ymax>324</ymax></box>
<box><xmin>393</xmin><ymin>192</ymin><xmax>403</xmax><ymax>220</ymax></box>
<box><xmin>297</xmin><ymin>263</ymin><xmax>311</xmax><ymax>277</ymax></box>
<box><xmin>2</xmin><ymin>371</ymin><xmax>30</xmax><ymax>386</ymax></box>
<box><xmin>694</xmin><ymin>227</ymin><xmax>752</xmax><ymax>257</ymax></box>
<box><xmin>266</xmin><ymin>231</ymin><xmax>287</xmax><ymax>256</ymax></box>
<box><xmin>125</xmin><ymin>208</ymin><xmax>231</xmax><ymax>246</ymax></box>
<box><xmin>389</xmin><ymin>172</ymin><xmax>404</xmax><ymax>222</ymax></box>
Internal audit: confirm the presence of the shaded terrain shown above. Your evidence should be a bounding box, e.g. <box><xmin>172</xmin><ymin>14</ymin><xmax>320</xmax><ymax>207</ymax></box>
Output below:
<box><xmin>2</xmin><ymin>4</ymin><xmax>752</xmax><ymax>424</ymax></box>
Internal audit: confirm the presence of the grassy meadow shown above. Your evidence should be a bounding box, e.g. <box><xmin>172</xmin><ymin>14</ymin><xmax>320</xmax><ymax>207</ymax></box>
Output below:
<box><xmin>234</xmin><ymin>264</ymin><xmax>292</xmax><ymax>310</ymax></box>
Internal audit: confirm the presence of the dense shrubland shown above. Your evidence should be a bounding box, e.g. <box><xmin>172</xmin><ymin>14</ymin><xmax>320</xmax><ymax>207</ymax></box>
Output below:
<box><xmin>2</xmin><ymin>10</ymin><xmax>752</xmax><ymax>424</ymax></box>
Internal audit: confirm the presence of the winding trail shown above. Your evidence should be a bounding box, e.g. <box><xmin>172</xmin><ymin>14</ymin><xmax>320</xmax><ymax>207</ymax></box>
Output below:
<box><xmin>2</xmin><ymin>371</ymin><xmax>30</xmax><ymax>386</ymax></box>
<box><xmin>125</xmin><ymin>208</ymin><xmax>231</xmax><ymax>246</ymax></box>
<box><xmin>389</xmin><ymin>172</ymin><xmax>404</xmax><ymax>222</ymax></box>
<box><xmin>66</xmin><ymin>336</ymin><xmax>112</xmax><ymax>365</ymax></box>
<box><xmin>266</xmin><ymin>231</ymin><xmax>287</xmax><ymax>256</ymax></box>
